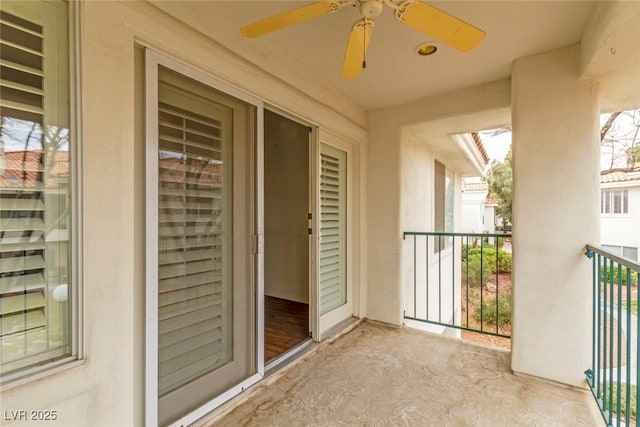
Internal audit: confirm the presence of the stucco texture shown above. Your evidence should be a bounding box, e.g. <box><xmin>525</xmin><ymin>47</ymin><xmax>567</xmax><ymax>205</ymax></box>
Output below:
<box><xmin>206</xmin><ymin>322</ymin><xmax>602</xmax><ymax>426</ymax></box>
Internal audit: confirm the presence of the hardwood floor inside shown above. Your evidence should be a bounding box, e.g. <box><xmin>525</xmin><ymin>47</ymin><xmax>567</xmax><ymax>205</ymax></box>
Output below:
<box><xmin>265</xmin><ymin>296</ymin><xmax>309</xmax><ymax>363</ymax></box>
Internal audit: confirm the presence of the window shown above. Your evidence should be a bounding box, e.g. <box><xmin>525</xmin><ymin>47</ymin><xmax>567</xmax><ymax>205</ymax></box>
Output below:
<box><xmin>601</xmin><ymin>189</ymin><xmax>629</xmax><ymax>214</ymax></box>
<box><xmin>624</xmin><ymin>247</ymin><xmax>639</xmax><ymax>261</ymax></box>
<box><xmin>602</xmin><ymin>245</ymin><xmax>638</xmax><ymax>261</ymax></box>
<box><xmin>1</xmin><ymin>0</ymin><xmax>72</xmax><ymax>379</ymax></box>
<box><xmin>434</xmin><ymin>160</ymin><xmax>454</xmax><ymax>251</ymax></box>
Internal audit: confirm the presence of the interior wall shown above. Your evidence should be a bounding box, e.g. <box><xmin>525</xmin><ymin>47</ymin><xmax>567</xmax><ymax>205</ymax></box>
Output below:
<box><xmin>264</xmin><ymin>111</ymin><xmax>310</xmax><ymax>304</ymax></box>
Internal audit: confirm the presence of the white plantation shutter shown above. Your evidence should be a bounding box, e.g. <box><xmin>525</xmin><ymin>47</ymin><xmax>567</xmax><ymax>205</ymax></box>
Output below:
<box><xmin>1</xmin><ymin>0</ymin><xmax>70</xmax><ymax>375</ymax></box>
<box><xmin>0</xmin><ymin>7</ymin><xmax>47</xmax><ymax>338</ymax></box>
<box><xmin>319</xmin><ymin>144</ymin><xmax>346</xmax><ymax>315</ymax></box>
<box><xmin>156</xmin><ymin>74</ymin><xmax>233</xmax><ymax>396</ymax></box>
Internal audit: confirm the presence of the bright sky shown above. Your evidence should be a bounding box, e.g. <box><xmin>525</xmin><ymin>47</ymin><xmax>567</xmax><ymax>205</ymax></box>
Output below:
<box><xmin>477</xmin><ymin>108</ymin><xmax>639</xmax><ymax>169</ymax></box>
<box><xmin>599</xmin><ymin>110</ymin><xmax>639</xmax><ymax>170</ymax></box>
<box><xmin>479</xmin><ymin>129</ymin><xmax>511</xmax><ymax>163</ymax></box>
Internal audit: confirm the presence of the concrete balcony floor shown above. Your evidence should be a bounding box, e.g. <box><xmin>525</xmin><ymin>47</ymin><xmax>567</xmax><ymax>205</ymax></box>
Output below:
<box><xmin>208</xmin><ymin>321</ymin><xmax>603</xmax><ymax>426</ymax></box>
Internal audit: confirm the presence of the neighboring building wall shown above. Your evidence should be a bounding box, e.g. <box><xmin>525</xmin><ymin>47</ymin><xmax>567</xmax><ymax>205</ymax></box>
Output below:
<box><xmin>600</xmin><ymin>179</ymin><xmax>640</xmax><ymax>261</ymax></box>
<box><xmin>461</xmin><ymin>202</ymin><xmax>484</xmax><ymax>233</ymax></box>
<box><xmin>461</xmin><ymin>182</ymin><xmax>488</xmax><ymax>234</ymax></box>
<box><xmin>399</xmin><ymin>131</ymin><xmax>462</xmax><ymax>336</ymax></box>
<box><xmin>484</xmin><ymin>204</ymin><xmax>497</xmax><ymax>234</ymax></box>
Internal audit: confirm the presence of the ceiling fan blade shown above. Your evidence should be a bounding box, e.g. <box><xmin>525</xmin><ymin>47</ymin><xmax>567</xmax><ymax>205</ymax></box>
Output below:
<box><xmin>240</xmin><ymin>1</ymin><xmax>338</xmax><ymax>38</ymax></box>
<box><xmin>341</xmin><ymin>20</ymin><xmax>374</xmax><ymax>79</ymax></box>
<box><xmin>398</xmin><ymin>1</ymin><xmax>485</xmax><ymax>52</ymax></box>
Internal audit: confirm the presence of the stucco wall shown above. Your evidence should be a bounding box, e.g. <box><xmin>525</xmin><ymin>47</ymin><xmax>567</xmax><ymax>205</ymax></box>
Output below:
<box><xmin>366</xmin><ymin>83</ymin><xmax>510</xmax><ymax>326</ymax></box>
<box><xmin>366</xmin><ymin>115</ymin><xmax>403</xmax><ymax>325</ymax></box>
<box><xmin>484</xmin><ymin>206</ymin><xmax>496</xmax><ymax>234</ymax></box>
<box><xmin>461</xmin><ymin>192</ymin><xmax>486</xmax><ymax>234</ymax></box>
<box><xmin>400</xmin><ymin>131</ymin><xmax>462</xmax><ymax>335</ymax></box>
<box><xmin>511</xmin><ymin>45</ymin><xmax>600</xmax><ymax>387</ymax></box>
<box><xmin>0</xmin><ymin>2</ymin><xmax>366</xmax><ymax>425</ymax></box>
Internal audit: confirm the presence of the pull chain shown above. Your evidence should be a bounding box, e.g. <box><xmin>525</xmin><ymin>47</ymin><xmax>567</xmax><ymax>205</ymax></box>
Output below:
<box><xmin>362</xmin><ymin>21</ymin><xmax>367</xmax><ymax>69</ymax></box>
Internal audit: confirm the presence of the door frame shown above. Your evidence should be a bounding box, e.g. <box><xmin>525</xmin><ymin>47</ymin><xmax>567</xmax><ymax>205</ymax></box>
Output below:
<box><xmin>143</xmin><ymin>49</ymin><xmax>358</xmax><ymax>425</ymax></box>
<box><xmin>317</xmin><ymin>130</ymin><xmax>355</xmax><ymax>338</ymax></box>
<box><xmin>144</xmin><ymin>49</ymin><xmax>265</xmax><ymax>427</ymax></box>
<box><xmin>263</xmin><ymin>105</ymin><xmax>320</xmax><ymax>342</ymax></box>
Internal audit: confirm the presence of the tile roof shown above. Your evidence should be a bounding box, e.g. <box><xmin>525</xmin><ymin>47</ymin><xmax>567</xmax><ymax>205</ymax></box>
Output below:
<box><xmin>601</xmin><ymin>169</ymin><xmax>640</xmax><ymax>184</ymax></box>
<box><xmin>463</xmin><ymin>180</ymin><xmax>488</xmax><ymax>192</ymax></box>
<box><xmin>470</xmin><ymin>132</ymin><xmax>490</xmax><ymax>165</ymax></box>
<box><xmin>1</xmin><ymin>150</ymin><xmax>69</xmax><ymax>189</ymax></box>
<box><xmin>159</xmin><ymin>157</ymin><xmax>224</xmax><ymax>184</ymax></box>
<box><xmin>1</xmin><ymin>151</ymin><xmax>225</xmax><ymax>190</ymax></box>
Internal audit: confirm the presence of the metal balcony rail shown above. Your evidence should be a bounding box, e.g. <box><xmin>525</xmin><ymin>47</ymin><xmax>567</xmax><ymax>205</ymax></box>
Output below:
<box><xmin>585</xmin><ymin>245</ymin><xmax>640</xmax><ymax>427</ymax></box>
<box><xmin>403</xmin><ymin>231</ymin><xmax>512</xmax><ymax>339</ymax></box>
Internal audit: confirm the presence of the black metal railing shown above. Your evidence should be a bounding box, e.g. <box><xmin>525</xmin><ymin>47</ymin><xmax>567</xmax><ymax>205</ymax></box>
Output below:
<box><xmin>403</xmin><ymin>231</ymin><xmax>512</xmax><ymax>339</ymax></box>
<box><xmin>585</xmin><ymin>245</ymin><xmax>640</xmax><ymax>426</ymax></box>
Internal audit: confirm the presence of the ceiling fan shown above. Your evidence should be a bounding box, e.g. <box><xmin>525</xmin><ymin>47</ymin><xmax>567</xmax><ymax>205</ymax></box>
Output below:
<box><xmin>240</xmin><ymin>0</ymin><xmax>485</xmax><ymax>79</ymax></box>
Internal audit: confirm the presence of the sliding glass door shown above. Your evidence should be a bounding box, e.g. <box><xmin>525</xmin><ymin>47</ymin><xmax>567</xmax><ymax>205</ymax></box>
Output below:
<box><xmin>146</xmin><ymin>51</ymin><xmax>261</xmax><ymax>426</ymax></box>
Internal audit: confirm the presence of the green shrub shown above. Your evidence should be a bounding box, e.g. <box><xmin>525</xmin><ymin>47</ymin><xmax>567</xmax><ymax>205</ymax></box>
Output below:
<box><xmin>461</xmin><ymin>244</ymin><xmax>469</xmax><ymax>261</ymax></box>
<box><xmin>602</xmin><ymin>382</ymin><xmax>637</xmax><ymax>421</ymax></box>
<box><xmin>465</xmin><ymin>247</ymin><xmax>512</xmax><ymax>274</ymax></box>
<box><xmin>499</xmin><ymin>253</ymin><xmax>512</xmax><ymax>274</ymax></box>
<box><xmin>461</xmin><ymin>241</ymin><xmax>479</xmax><ymax>261</ymax></box>
<box><xmin>464</xmin><ymin>256</ymin><xmax>492</xmax><ymax>287</ymax></box>
<box><xmin>475</xmin><ymin>290</ymin><xmax>512</xmax><ymax>327</ymax></box>
<box><xmin>600</xmin><ymin>265</ymin><xmax>639</xmax><ymax>286</ymax></box>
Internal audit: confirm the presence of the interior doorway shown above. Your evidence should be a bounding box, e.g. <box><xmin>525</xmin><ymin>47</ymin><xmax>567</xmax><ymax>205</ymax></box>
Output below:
<box><xmin>264</xmin><ymin>110</ymin><xmax>311</xmax><ymax>363</ymax></box>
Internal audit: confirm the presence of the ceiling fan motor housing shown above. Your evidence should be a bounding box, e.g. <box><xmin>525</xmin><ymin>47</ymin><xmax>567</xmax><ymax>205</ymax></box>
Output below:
<box><xmin>359</xmin><ymin>0</ymin><xmax>384</xmax><ymax>19</ymax></box>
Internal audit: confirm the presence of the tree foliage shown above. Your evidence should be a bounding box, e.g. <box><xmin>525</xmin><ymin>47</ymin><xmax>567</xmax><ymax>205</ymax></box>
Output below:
<box><xmin>485</xmin><ymin>148</ymin><xmax>513</xmax><ymax>226</ymax></box>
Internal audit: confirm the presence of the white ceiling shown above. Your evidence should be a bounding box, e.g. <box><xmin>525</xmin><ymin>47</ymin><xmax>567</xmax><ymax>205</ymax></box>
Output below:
<box><xmin>217</xmin><ymin>1</ymin><xmax>595</xmax><ymax>111</ymax></box>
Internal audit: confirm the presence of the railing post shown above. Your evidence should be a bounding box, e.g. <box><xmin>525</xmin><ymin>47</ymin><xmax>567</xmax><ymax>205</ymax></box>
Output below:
<box><xmin>465</xmin><ymin>236</ymin><xmax>469</xmax><ymax>329</ymax></box>
<box><xmin>438</xmin><ymin>236</ymin><xmax>442</xmax><ymax>323</ymax></box>
<box><xmin>625</xmin><ymin>266</ymin><xmax>631</xmax><ymax>427</ymax></box>
<box><xmin>495</xmin><ymin>237</ymin><xmax>499</xmax><ymax>335</ymax></box>
<box><xmin>426</xmin><ymin>236</ymin><xmax>429</xmax><ymax>321</ymax></box>
<box><xmin>598</xmin><ymin>254</ymin><xmax>603</xmax><ymax>405</ymax></box>
<box><xmin>616</xmin><ymin>263</ymin><xmax>621</xmax><ymax>427</ymax></box>
<box><xmin>480</xmin><ymin>237</ymin><xmax>484</xmax><ymax>332</ymax></box>
<box><xmin>413</xmin><ymin>235</ymin><xmax>416</xmax><ymax>318</ymax></box>
<box><xmin>452</xmin><ymin>236</ymin><xmax>456</xmax><ymax>328</ymax></box>
<box><xmin>609</xmin><ymin>258</ymin><xmax>614</xmax><ymax>426</ymax></box>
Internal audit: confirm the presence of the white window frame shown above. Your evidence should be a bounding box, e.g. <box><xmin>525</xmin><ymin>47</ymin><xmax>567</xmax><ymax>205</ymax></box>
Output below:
<box><xmin>144</xmin><ymin>49</ymin><xmax>265</xmax><ymax>427</ymax></box>
<box><xmin>433</xmin><ymin>159</ymin><xmax>455</xmax><ymax>254</ymax></box>
<box><xmin>0</xmin><ymin>0</ymin><xmax>83</xmax><ymax>391</ymax></box>
<box><xmin>601</xmin><ymin>189</ymin><xmax>630</xmax><ymax>215</ymax></box>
